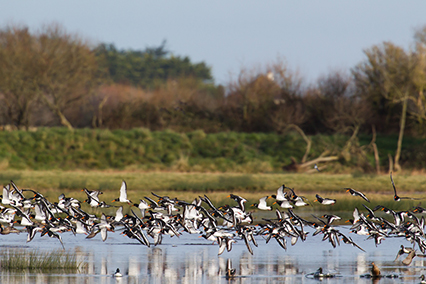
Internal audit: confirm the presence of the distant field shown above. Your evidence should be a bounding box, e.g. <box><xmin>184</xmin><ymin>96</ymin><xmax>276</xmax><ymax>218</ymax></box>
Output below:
<box><xmin>2</xmin><ymin>170</ymin><xmax>426</xmax><ymax>216</ymax></box>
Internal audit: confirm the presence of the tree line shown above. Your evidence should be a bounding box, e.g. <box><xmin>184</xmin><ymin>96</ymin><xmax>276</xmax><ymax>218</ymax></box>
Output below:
<box><xmin>1</xmin><ymin>23</ymin><xmax>426</xmax><ymax>170</ymax></box>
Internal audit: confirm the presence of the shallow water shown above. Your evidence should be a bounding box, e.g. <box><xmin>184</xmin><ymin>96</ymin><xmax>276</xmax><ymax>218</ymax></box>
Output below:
<box><xmin>0</xmin><ymin>226</ymin><xmax>425</xmax><ymax>284</ymax></box>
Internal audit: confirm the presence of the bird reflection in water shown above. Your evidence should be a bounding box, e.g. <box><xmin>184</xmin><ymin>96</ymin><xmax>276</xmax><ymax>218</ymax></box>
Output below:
<box><xmin>0</xmin><ymin>238</ymin><xmax>422</xmax><ymax>283</ymax></box>
<box><xmin>226</xmin><ymin>259</ymin><xmax>236</xmax><ymax>280</ymax></box>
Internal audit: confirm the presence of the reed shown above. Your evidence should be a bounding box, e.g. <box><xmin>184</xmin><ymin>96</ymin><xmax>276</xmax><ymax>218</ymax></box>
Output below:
<box><xmin>0</xmin><ymin>249</ymin><xmax>84</xmax><ymax>271</ymax></box>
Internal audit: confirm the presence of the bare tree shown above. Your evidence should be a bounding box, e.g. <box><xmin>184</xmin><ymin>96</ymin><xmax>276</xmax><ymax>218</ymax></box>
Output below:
<box><xmin>318</xmin><ymin>71</ymin><xmax>373</xmax><ymax>160</ymax></box>
<box><xmin>0</xmin><ymin>26</ymin><xmax>41</xmax><ymax>129</ymax></box>
<box><xmin>0</xmin><ymin>24</ymin><xmax>102</xmax><ymax>130</ymax></box>
<box><xmin>37</xmin><ymin>24</ymin><xmax>102</xmax><ymax>130</ymax></box>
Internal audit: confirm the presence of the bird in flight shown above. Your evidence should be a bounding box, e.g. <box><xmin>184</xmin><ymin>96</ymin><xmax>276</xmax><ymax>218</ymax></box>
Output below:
<box><xmin>314</xmin><ymin>194</ymin><xmax>336</xmax><ymax>205</ymax></box>
<box><xmin>390</xmin><ymin>172</ymin><xmax>421</xmax><ymax>201</ymax></box>
<box><xmin>344</xmin><ymin>188</ymin><xmax>370</xmax><ymax>202</ymax></box>
<box><xmin>314</xmin><ymin>163</ymin><xmax>320</xmax><ymax>172</ymax></box>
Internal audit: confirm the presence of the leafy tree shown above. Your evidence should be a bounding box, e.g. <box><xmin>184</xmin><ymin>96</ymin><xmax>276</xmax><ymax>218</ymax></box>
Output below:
<box><xmin>352</xmin><ymin>42</ymin><xmax>422</xmax><ymax>171</ymax></box>
<box><xmin>410</xmin><ymin>25</ymin><xmax>426</xmax><ymax>126</ymax></box>
<box><xmin>95</xmin><ymin>41</ymin><xmax>212</xmax><ymax>88</ymax></box>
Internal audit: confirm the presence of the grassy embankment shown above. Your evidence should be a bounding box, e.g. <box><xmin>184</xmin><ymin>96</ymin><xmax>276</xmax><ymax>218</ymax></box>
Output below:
<box><xmin>1</xmin><ymin>127</ymin><xmax>426</xmax><ymax>172</ymax></box>
<box><xmin>0</xmin><ymin>127</ymin><xmax>426</xmax><ymax>216</ymax></box>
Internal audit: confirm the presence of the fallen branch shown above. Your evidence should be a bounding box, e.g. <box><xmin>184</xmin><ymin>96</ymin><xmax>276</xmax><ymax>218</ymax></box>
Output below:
<box><xmin>285</xmin><ymin>124</ymin><xmax>311</xmax><ymax>163</ymax></box>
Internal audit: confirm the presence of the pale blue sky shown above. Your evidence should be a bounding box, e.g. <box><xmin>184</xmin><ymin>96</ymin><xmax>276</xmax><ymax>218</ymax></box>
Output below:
<box><xmin>1</xmin><ymin>1</ymin><xmax>426</xmax><ymax>85</ymax></box>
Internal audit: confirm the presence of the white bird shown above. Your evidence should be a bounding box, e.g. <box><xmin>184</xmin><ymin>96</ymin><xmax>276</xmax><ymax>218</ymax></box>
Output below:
<box><xmin>1</xmin><ymin>185</ymin><xmax>12</xmax><ymax>205</ymax></box>
<box><xmin>133</xmin><ymin>199</ymin><xmax>150</xmax><ymax>217</ymax></box>
<box><xmin>114</xmin><ymin>206</ymin><xmax>123</xmax><ymax>222</ymax></box>
<box><xmin>76</xmin><ymin>220</ymin><xmax>89</xmax><ymax>235</ymax></box>
<box><xmin>112</xmin><ymin>180</ymin><xmax>132</xmax><ymax>204</ymax></box>
<box><xmin>275</xmin><ymin>185</ymin><xmax>287</xmax><ymax>201</ymax></box>
<box><xmin>293</xmin><ymin>196</ymin><xmax>309</xmax><ymax>207</ymax></box>
<box><xmin>97</xmin><ymin>213</ymin><xmax>113</xmax><ymax>242</ymax></box>
<box><xmin>274</xmin><ymin>199</ymin><xmax>293</xmax><ymax>209</ymax></box>
<box><xmin>251</xmin><ymin>196</ymin><xmax>271</xmax><ymax>210</ymax></box>
<box><xmin>34</xmin><ymin>204</ymin><xmax>47</xmax><ymax>222</ymax></box>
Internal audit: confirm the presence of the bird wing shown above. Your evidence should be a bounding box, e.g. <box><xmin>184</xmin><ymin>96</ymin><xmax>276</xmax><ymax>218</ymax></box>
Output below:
<box><xmin>394</xmin><ymin>247</ymin><xmax>406</xmax><ymax>261</ymax></box>
<box><xmin>402</xmin><ymin>250</ymin><xmax>416</xmax><ymax>265</ymax></box>
<box><xmin>276</xmin><ymin>185</ymin><xmax>286</xmax><ymax>200</ymax></box>
<box><xmin>274</xmin><ymin>236</ymin><xmax>287</xmax><ymax>250</ymax></box>
<box><xmin>259</xmin><ymin>196</ymin><xmax>268</xmax><ymax>206</ymax></box>
<box><xmin>119</xmin><ymin>180</ymin><xmax>127</xmax><ymax>201</ymax></box>
<box><xmin>101</xmin><ymin>227</ymin><xmax>108</xmax><ymax>242</ymax></box>
<box><xmin>241</xmin><ymin>231</ymin><xmax>253</xmax><ymax>255</ymax></box>
<box><xmin>346</xmin><ymin>187</ymin><xmax>369</xmax><ymax>202</ymax></box>
<box><xmin>390</xmin><ymin>172</ymin><xmax>398</xmax><ymax>197</ymax></box>
<box><xmin>218</xmin><ymin>238</ymin><xmax>226</xmax><ymax>255</ymax></box>
<box><xmin>114</xmin><ymin>206</ymin><xmax>123</xmax><ymax>222</ymax></box>
<box><xmin>390</xmin><ymin>173</ymin><xmax>422</xmax><ymax>200</ymax></box>
<box><xmin>10</xmin><ymin>180</ymin><xmax>25</xmax><ymax>200</ymax></box>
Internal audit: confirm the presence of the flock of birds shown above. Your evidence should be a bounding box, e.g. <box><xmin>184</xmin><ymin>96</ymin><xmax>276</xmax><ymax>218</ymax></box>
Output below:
<box><xmin>0</xmin><ymin>172</ymin><xmax>426</xmax><ymax>279</ymax></box>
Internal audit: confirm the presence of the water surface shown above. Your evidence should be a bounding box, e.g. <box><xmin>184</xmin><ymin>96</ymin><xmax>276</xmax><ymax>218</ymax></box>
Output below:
<box><xmin>0</xmin><ymin>226</ymin><xmax>424</xmax><ymax>283</ymax></box>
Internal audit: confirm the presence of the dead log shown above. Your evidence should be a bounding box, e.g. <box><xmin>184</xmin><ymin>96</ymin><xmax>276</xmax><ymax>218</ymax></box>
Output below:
<box><xmin>282</xmin><ymin>157</ymin><xmax>300</xmax><ymax>172</ymax></box>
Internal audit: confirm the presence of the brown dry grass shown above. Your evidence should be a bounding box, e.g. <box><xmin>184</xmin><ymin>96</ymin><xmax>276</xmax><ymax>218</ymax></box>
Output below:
<box><xmin>2</xmin><ymin>170</ymin><xmax>426</xmax><ymax>214</ymax></box>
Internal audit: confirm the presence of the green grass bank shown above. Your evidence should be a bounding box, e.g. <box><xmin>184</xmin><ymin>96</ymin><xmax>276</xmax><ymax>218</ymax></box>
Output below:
<box><xmin>0</xmin><ymin>127</ymin><xmax>425</xmax><ymax>172</ymax></box>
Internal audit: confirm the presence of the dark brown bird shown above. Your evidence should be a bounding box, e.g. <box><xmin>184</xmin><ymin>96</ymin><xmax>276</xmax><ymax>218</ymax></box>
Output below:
<box><xmin>394</xmin><ymin>245</ymin><xmax>414</xmax><ymax>262</ymax></box>
<box><xmin>400</xmin><ymin>250</ymin><xmax>426</xmax><ymax>265</ymax></box>
<box><xmin>371</xmin><ymin>262</ymin><xmax>380</xmax><ymax>277</ymax></box>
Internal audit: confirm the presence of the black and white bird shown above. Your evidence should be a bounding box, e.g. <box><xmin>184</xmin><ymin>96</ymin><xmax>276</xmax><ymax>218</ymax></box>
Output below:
<box><xmin>112</xmin><ymin>180</ymin><xmax>132</xmax><ymax>204</ymax></box>
<box><xmin>113</xmin><ymin>268</ymin><xmax>123</xmax><ymax>277</ymax></box>
<box><xmin>390</xmin><ymin>172</ymin><xmax>421</xmax><ymax>201</ymax></box>
<box><xmin>251</xmin><ymin>196</ymin><xmax>271</xmax><ymax>210</ymax></box>
<box><xmin>314</xmin><ymin>163</ymin><xmax>320</xmax><ymax>172</ymax></box>
<box><xmin>314</xmin><ymin>194</ymin><xmax>336</xmax><ymax>205</ymax></box>
<box><xmin>344</xmin><ymin>188</ymin><xmax>370</xmax><ymax>202</ymax></box>
<box><xmin>321</xmin><ymin>214</ymin><xmax>341</xmax><ymax>225</ymax></box>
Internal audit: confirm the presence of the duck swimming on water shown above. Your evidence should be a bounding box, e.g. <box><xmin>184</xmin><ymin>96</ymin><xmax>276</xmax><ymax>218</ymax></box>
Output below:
<box><xmin>113</xmin><ymin>268</ymin><xmax>123</xmax><ymax>277</ymax></box>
